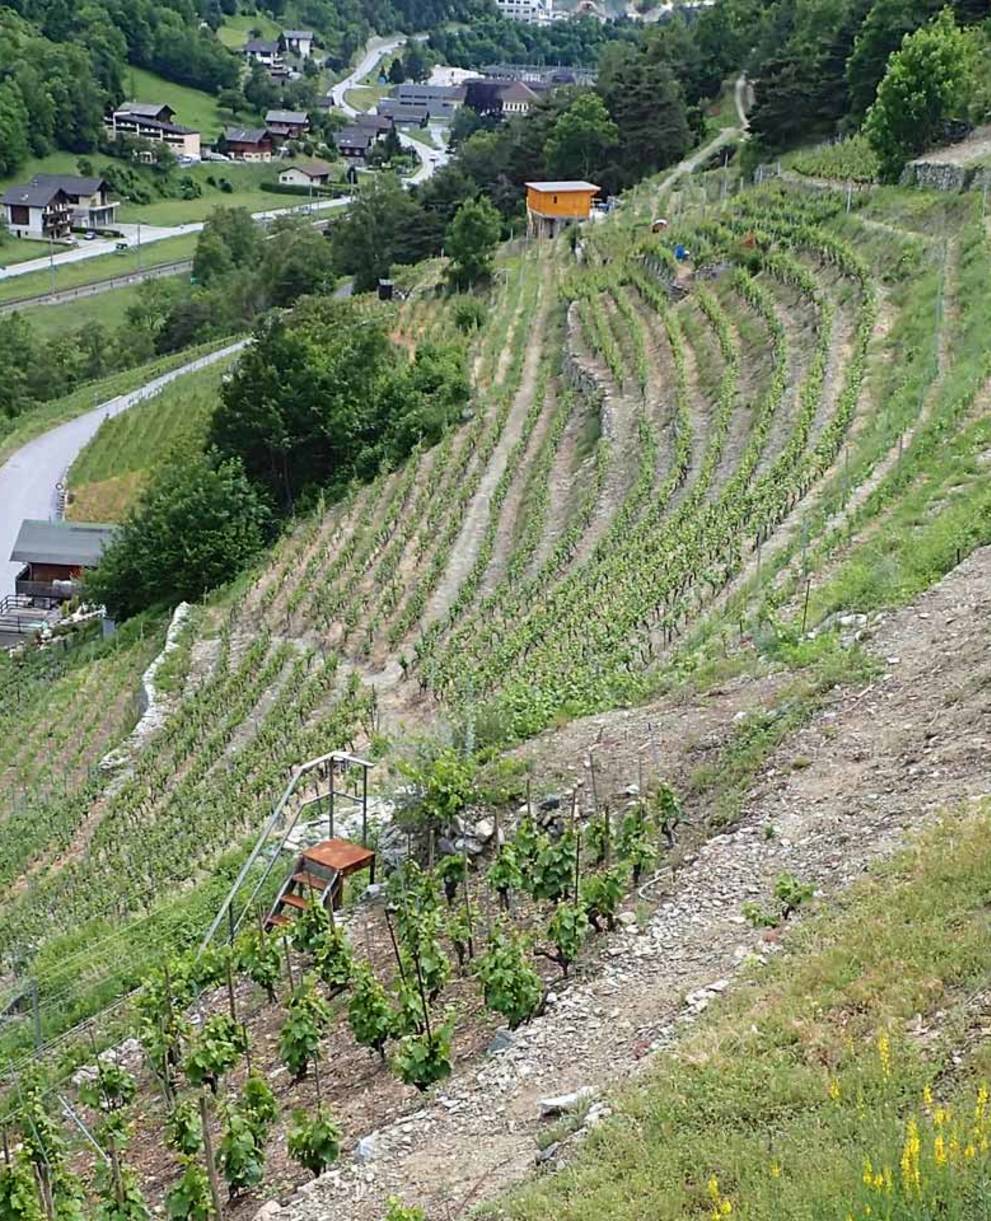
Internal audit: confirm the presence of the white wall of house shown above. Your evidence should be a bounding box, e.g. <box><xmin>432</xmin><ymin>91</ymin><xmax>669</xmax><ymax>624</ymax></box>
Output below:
<box><xmin>279</xmin><ymin>167</ymin><xmax>324</xmax><ymax>185</ymax></box>
<box><xmin>3</xmin><ymin>206</ymin><xmax>44</xmax><ymax>239</ymax></box>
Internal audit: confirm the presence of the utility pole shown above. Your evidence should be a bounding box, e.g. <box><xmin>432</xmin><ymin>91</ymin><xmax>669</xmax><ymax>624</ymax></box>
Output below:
<box><xmin>137</xmin><ymin>221</ymin><xmax>142</xmax><ymax>275</ymax></box>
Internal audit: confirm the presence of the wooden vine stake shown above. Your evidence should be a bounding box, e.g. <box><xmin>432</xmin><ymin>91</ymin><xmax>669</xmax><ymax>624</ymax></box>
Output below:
<box><xmin>199</xmin><ymin>1092</ymin><xmax>224</xmax><ymax>1220</ymax></box>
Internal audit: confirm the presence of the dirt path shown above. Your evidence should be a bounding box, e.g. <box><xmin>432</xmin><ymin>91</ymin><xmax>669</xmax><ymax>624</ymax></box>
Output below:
<box><xmin>269</xmin><ymin>545</ymin><xmax>991</xmax><ymax>1221</ymax></box>
<box><xmin>422</xmin><ymin>260</ymin><xmax>553</xmax><ymax>625</ymax></box>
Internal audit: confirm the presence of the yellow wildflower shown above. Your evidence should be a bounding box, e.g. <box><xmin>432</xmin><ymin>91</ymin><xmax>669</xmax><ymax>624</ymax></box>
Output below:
<box><xmin>933</xmin><ymin>1106</ymin><xmax>948</xmax><ymax>1128</ymax></box>
<box><xmin>769</xmin><ymin>1162</ymin><xmax>782</xmax><ymax>1180</ymax></box>
<box><xmin>862</xmin><ymin>1158</ymin><xmax>874</xmax><ymax>1187</ymax></box>
<box><xmin>900</xmin><ymin>1117</ymin><xmax>921</xmax><ymax>1194</ymax></box>
<box><xmin>877</xmin><ymin>1032</ymin><xmax>891</xmax><ymax>1079</ymax></box>
<box><xmin>828</xmin><ymin>1078</ymin><xmax>841</xmax><ymax>1101</ymax></box>
<box><xmin>965</xmin><ymin>1144</ymin><xmax>977</xmax><ymax>1159</ymax></box>
<box><xmin>934</xmin><ymin>1134</ymin><xmax>947</xmax><ymax>1166</ymax></box>
<box><xmin>708</xmin><ymin>1176</ymin><xmax>720</xmax><ymax>1202</ymax></box>
<box><xmin>721</xmin><ymin>1204</ymin><xmax>732</xmax><ymax>1216</ymax></box>
<box><xmin>923</xmin><ymin>1084</ymin><xmax>933</xmax><ymax>1108</ymax></box>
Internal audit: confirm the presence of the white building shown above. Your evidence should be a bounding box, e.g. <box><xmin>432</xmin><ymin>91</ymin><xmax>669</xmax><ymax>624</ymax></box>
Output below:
<box><xmin>495</xmin><ymin>0</ymin><xmax>555</xmax><ymax>24</ymax></box>
<box><xmin>108</xmin><ymin>104</ymin><xmax>201</xmax><ymax>160</ymax></box>
<box><xmin>281</xmin><ymin>29</ymin><xmax>315</xmax><ymax>57</ymax></box>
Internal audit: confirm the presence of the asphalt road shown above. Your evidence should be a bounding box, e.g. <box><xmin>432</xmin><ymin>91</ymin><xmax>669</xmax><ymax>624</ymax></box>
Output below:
<box><xmin>0</xmin><ymin>40</ymin><xmax>452</xmax><ymax>598</ymax></box>
<box><xmin>0</xmin><ymin>340</ymin><xmax>247</xmax><ymax>597</ymax></box>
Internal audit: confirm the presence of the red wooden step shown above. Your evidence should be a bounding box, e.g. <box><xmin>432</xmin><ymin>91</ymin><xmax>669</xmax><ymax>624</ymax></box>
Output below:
<box><xmin>293</xmin><ymin>870</ymin><xmax>334</xmax><ymax>892</ymax></box>
<box><xmin>280</xmin><ymin>893</ymin><xmax>310</xmax><ymax>911</ymax></box>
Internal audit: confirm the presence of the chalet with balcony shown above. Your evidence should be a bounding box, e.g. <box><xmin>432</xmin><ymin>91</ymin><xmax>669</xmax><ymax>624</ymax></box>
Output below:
<box><xmin>10</xmin><ymin>520</ymin><xmax>117</xmax><ymax>607</ymax></box>
<box><xmin>27</xmin><ymin>175</ymin><xmax>118</xmax><ymax>230</ymax></box>
<box><xmin>335</xmin><ymin>127</ymin><xmax>375</xmax><ymax>162</ymax></box>
<box><xmin>1</xmin><ymin>182</ymin><xmax>72</xmax><ymax>241</ymax></box>
<box><xmin>108</xmin><ymin>103</ymin><xmax>201</xmax><ymax>160</ymax></box>
<box><xmin>223</xmin><ymin>127</ymin><xmax>274</xmax><ymax>161</ymax></box>
<box><xmin>265</xmin><ymin>109</ymin><xmax>310</xmax><ymax>142</ymax></box>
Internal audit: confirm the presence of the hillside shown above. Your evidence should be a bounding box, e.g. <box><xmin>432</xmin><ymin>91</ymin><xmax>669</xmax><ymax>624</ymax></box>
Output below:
<box><xmin>2</xmin><ymin>154</ymin><xmax>991</xmax><ymax>1218</ymax></box>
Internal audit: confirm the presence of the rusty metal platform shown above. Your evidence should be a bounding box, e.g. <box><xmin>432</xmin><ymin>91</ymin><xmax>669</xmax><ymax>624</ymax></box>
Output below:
<box><xmin>303</xmin><ymin>838</ymin><xmax>375</xmax><ymax>881</ymax></box>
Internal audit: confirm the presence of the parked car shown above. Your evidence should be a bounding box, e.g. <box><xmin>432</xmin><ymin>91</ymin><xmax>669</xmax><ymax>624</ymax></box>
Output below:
<box><xmin>84</xmin><ymin>231</ymin><xmax>98</xmax><ymax>241</ymax></box>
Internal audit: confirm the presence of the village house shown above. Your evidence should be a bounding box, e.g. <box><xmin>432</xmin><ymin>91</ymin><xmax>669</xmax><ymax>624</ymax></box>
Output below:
<box><xmin>335</xmin><ymin>127</ymin><xmax>375</xmax><ymax>162</ymax></box>
<box><xmin>108</xmin><ymin>103</ymin><xmax>201</xmax><ymax>160</ymax></box>
<box><xmin>10</xmin><ymin>519</ymin><xmax>117</xmax><ymax>607</ymax></box>
<box><xmin>351</xmin><ymin>112</ymin><xmax>394</xmax><ymax>135</ymax></box>
<box><xmin>1</xmin><ymin>181</ymin><xmax>72</xmax><ymax>241</ymax></box>
<box><xmin>376</xmin><ymin>100</ymin><xmax>429</xmax><ymax>126</ymax></box>
<box><xmin>244</xmin><ymin>38</ymin><xmax>281</xmax><ymax>67</ymax></box>
<box><xmin>497</xmin><ymin>80</ymin><xmax>538</xmax><ymax>115</ymax></box>
<box><xmin>281</xmin><ymin>29</ymin><xmax>315</xmax><ymax>58</ymax></box>
<box><xmin>391</xmin><ymin>83</ymin><xmax>464</xmax><ymax>119</ymax></box>
<box><xmin>28</xmin><ymin>175</ymin><xmax>119</xmax><ymax>230</ymax></box>
<box><xmin>265</xmin><ymin>109</ymin><xmax>310</xmax><ymax>141</ymax></box>
<box><xmin>223</xmin><ymin>127</ymin><xmax>274</xmax><ymax>161</ymax></box>
<box><xmin>278</xmin><ymin>159</ymin><xmax>333</xmax><ymax>186</ymax></box>
<box><xmin>525</xmin><ymin>179</ymin><xmax>600</xmax><ymax>237</ymax></box>
<box><xmin>495</xmin><ymin>0</ymin><xmax>555</xmax><ymax>24</ymax></box>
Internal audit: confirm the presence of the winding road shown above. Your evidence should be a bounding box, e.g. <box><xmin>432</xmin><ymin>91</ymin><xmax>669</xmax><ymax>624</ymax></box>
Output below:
<box><xmin>0</xmin><ymin>340</ymin><xmax>247</xmax><ymax>597</ymax></box>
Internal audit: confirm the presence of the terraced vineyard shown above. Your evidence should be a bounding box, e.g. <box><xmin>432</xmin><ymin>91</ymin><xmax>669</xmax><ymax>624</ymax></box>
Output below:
<box><xmin>3</xmin><ymin>170</ymin><xmax>991</xmax><ymax>1218</ymax></box>
<box><xmin>243</xmin><ymin>181</ymin><xmax>989</xmax><ymax>748</ymax></box>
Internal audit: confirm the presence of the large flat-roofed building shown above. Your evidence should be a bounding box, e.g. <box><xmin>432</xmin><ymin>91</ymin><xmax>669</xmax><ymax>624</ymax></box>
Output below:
<box><xmin>525</xmin><ymin>179</ymin><xmax>600</xmax><ymax>237</ymax></box>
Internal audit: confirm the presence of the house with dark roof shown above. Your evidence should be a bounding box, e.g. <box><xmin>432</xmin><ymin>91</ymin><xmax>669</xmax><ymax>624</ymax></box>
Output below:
<box><xmin>26</xmin><ymin>175</ymin><xmax>118</xmax><ymax>230</ymax></box>
<box><xmin>265</xmin><ymin>109</ymin><xmax>310</xmax><ymax>141</ymax></box>
<box><xmin>244</xmin><ymin>38</ymin><xmax>281</xmax><ymax>67</ymax></box>
<box><xmin>223</xmin><ymin>127</ymin><xmax>274</xmax><ymax>161</ymax></box>
<box><xmin>108</xmin><ymin>104</ymin><xmax>201</xmax><ymax>159</ymax></box>
<box><xmin>352</xmin><ymin>112</ymin><xmax>394</xmax><ymax>134</ymax></box>
<box><xmin>335</xmin><ymin>127</ymin><xmax>376</xmax><ymax>161</ymax></box>
<box><xmin>376</xmin><ymin>100</ymin><xmax>429</xmax><ymax>126</ymax></box>
<box><xmin>10</xmin><ymin>519</ymin><xmax>117</xmax><ymax>606</ymax></box>
<box><xmin>1</xmin><ymin>182</ymin><xmax>72</xmax><ymax>241</ymax></box>
<box><xmin>281</xmin><ymin>29</ymin><xmax>314</xmax><ymax>57</ymax></box>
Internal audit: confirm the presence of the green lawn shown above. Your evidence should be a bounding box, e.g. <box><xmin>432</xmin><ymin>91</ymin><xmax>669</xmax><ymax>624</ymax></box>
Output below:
<box><xmin>216</xmin><ymin>11</ymin><xmax>280</xmax><ymax>49</ymax></box>
<box><xmin>0</xmin><ymin>233</ymin><xmax>198</xmax><ymax>306</ymax></box>
<box><xmin>404</xmin><ymin>126</ymin><xmax>437</xmax><ymax>149</ymax></box>
<box><xmin>121</xmin><ymin>66</ymin><xmax>262</xmax><ymax>141</ymax></box>
<box><xmin>17</xmin><ymin>283</ymin><xmax>146</xmax><ymax>339</ymax></box>
<box><xmin>0</xmin><ymin>236</ymin><xmax>73</xmax><ymax>266</ymax></box>
<box><xmin>345</xmin><ymin>85</ymin><xmax>387</xmax><ymax>112</ymax></box>
<box><xmin>116</xmin><ymin>162</ymin><xmax>280</xmax><ymax>225</ymax></box>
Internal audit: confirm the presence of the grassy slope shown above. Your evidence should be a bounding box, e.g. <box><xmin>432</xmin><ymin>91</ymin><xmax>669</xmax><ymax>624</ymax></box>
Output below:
<box><xmin>17</xmin><ymin>283</ymin><xmax>144</xmax><ymax>337</ymax></box>
<box><xmin>216</xmin><ymin>11</ymin><xmax>281</xmax><ymax>48</ymax></box>
<box><xmin>496</xmin><ymin>809</ymin><xmax>991</xmax><ymax>1221</ymax></box>
<box><xmin>67</xmin><ymin>361</ymin><xmax>230</xmax><ymax>521</ymax></box>
<box><xmin>0</xmin><ymin>338</ymin><xmax>235</xmax><ymax>466</ymax></box>
<box><xmin>115</xmin><ymin>162</ymin><xmax>285</xmax><ymax>225</ymax></box>
<box><xmin>122</xmin><ymin>65</ymin><xmax>262</xmax><ymax>140</ymax></box>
